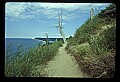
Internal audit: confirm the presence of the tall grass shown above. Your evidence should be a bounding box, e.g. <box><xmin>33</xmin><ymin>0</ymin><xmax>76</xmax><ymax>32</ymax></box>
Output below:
<box><xmin>5</xmin><ymin>41</ymin><xmax>63</xmax><ymax>77</ymax></box>
<box><xmin>66</xmin><ymin>25</ymin><xmax>115</xmax><ymax>78</ymax></box>
<box><xmin>65</xmin><ymin>4</ymin><xmax>116</xmax><ymax>78</ymax></box>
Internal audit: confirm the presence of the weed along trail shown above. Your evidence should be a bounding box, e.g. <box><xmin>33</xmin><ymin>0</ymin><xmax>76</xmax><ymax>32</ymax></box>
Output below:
<box><xmin>43</xmin><ymin>43</ymin><xmax>85</xmax><ymax>78</ymax></box>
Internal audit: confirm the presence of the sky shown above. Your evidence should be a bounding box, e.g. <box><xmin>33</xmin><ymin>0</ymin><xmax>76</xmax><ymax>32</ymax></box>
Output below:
<box><xmin>5</xmin><ymin>2</ymin><xmax>111</xmax><ymax>38</ymax></box>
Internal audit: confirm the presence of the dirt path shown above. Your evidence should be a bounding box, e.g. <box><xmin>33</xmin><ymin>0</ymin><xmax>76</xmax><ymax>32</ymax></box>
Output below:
<box><xmin>43</xmin><ymin>43</ymin><xmax>86</xmax><ymax>78</ymax></box>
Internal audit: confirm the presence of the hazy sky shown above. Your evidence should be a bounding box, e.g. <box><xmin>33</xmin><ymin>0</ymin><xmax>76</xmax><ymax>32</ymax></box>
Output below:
<box><xmin>5</xmin><ymin>2</ymin><xmax>111</xmax><ymax>38</ymax></box>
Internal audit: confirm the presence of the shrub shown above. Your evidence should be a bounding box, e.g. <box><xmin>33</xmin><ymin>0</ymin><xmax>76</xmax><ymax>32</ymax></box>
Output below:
<box><xmin>89</xmin><ymin>35</ymin><xmax>107</xmax><ymax>55</ymax></box>
<box><xmin>76</xmin><ymin>43</ymin><xmax>93</xmax><ymax>56</ymax></box>
<box><xmin>102</xmin><ymin>25</ymin><xmax>116</xmax><ymax>49</ymax></box>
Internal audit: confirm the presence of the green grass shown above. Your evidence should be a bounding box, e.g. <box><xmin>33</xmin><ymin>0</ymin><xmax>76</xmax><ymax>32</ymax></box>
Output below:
<box><xmin>66</xmin><ymin>4</ymin><xmax>116</xmax><ymax>78</ymax></box>
<box><xmin>66</xmin><ymin>25</ymin><xmax>116</xmax><ymax>78</ymax></box>
<box><xmin>5</xmin><ymin>41</ymin><xmax>63</xmax><ymax>77</ymax></box>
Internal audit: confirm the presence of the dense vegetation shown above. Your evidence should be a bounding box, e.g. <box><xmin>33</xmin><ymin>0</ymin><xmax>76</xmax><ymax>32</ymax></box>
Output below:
<box><xmin>5</xmin><ymin>41</ymin><xmax>63</xmax><ymax>77</ymax></box>
<box><xmin>66</xmin><ymin>3</ymin><xmax>116</xmax><ymax>78</ymax></box>
<box><xmin>98</xmin><ymin>3</ymin><xmax>116</xmax><ymax>17</ymax></box>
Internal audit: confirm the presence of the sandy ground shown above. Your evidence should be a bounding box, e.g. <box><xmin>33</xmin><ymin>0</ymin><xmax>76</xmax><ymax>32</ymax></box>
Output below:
<box><xmin>43</xmin><ymin>43</ymin><xmax>86</xmax><ymax>78</ymax></box>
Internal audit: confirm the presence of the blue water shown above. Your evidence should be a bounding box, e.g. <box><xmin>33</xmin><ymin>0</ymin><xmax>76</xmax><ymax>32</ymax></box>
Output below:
<box><xmin>5</xmin><ymin>38</ymin><xmax>46</xmax><ymax>56</ymax></box>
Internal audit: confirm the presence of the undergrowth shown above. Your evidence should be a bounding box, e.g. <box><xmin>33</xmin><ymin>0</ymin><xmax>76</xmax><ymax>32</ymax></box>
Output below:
<box><xmin>5</xmin><ymin>41</ymin><xmax>63</xmax><ymax>77</ymax></box>
<box><xmin>66</xmin><ymin>3</ymin><xmax>116</xmax><ymax>78</ymax></box>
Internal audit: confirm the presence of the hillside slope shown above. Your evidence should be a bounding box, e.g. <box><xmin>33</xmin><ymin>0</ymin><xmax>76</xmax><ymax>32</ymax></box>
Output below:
<box><xmin>65</xmin><ymin>3</ymin><xmax>116</xmax><ymax>78</ymax></box>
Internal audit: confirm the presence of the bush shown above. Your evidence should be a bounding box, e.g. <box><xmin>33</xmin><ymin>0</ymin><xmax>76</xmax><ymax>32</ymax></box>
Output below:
<box><xmin>102</xmin><ymin>25</ymin><xmax>116</xmax><ymax>49</ymax></box>
<box><xmin>89</xmin><ymin>35</ymin><xmax>107</xmax><ymax>55</ymax></box>
<box><xmin>76</xmin><ymin>43</ymin><xmax>93</xmax><ymax>56</ymax></box>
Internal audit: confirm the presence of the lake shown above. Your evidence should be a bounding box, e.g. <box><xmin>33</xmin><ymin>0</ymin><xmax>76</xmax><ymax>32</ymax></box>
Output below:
<box><xmin>5</xmin><ymin>38</ymin><xmax>46</xmax><ymax>56</ymax></box>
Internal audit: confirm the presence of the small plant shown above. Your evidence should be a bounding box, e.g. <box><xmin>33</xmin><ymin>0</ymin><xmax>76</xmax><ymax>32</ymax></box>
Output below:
<box><xmin>76</xmin><ymin>43</ymin><xmax>93</xmax><ymax>56</ymax></box>
<box><xmin>5</xmin><ymin>41</ymin><xmax>63</xmax><ymax>77</ymax></box>
<box><xmin>66</xmin><ymin>4</ymin><xmax>116</xmax><ymax>78</ymax></box>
